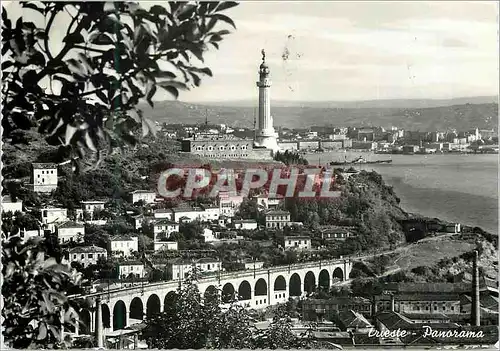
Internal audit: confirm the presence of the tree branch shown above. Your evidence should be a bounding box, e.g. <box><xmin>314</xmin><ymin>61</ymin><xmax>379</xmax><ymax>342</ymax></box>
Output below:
<box><xmin>34</xmin><ymin>8</ymin><xmax>86</xmax><ymax>84</ymax></box>
<box><xmin>73</xmin><ymin>45</ymin><xmax>107</xmax><ymax>54</ymax></box>
<box><xmin>44</xmin><ymin>7</ymin><xmax>57</xmax><ymax>61</ymax></box>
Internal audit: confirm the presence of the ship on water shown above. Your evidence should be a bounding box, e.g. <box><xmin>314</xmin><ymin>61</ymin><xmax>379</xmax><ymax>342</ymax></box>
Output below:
<box><xmin>330</xmin><ymin>156</ymin><xmax>392</xmax><ymax>166</ymax></box>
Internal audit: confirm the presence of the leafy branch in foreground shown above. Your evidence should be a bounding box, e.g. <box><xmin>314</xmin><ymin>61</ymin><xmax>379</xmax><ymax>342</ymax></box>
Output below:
<box><xmin>2</xmin><ymin>1</ymin><xmax>238</xmax><ymax>172</ymax></box>
<box><xmin>2</xmin><ymin>235</ymin><xmax>83</xmax><ymax>349</ymax></box>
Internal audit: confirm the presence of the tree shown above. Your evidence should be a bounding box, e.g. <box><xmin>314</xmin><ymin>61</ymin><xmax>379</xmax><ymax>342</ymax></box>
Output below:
<box><xmin>236</xmin><ymin>198</ymin><xmax>258</xmax><ymax>220</ymax></box>
<box><xmin>141</xmin><ymin>271</ymin><xmax>211</xmax><ymax>349</ymax></box>
<box><xmin>2</xmin><ymin>236</ymin><xmax>83</xmax><ymax>349</ymax></box>
<box><xmin>2</xmin><ymin>1</ymin><xmax>238</xmax><ymax>170</ymax></box>
<box><xmin>254</xmin><ymin>304</ymin><xmax>304</xmax><ymax>349</ymax></box>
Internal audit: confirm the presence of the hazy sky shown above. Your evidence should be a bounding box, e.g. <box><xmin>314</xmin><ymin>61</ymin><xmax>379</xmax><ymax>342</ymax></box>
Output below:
<box><xmin>188</xmin><ymin>1</ymin><xmax>499</xmax><ymax>102</ymax></box>
<box><xmin>4</xmin><ymin>1</ymin><xmax>499</xmax><ymax>102</ymax></box>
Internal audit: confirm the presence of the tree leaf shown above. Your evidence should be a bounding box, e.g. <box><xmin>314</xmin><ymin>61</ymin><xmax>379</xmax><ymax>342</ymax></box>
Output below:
<box><xmin>177</xmin><ymin>4</ymin><xmax>197</xmax><ymax>21</ymax></box>
<box><xmin>2</xmin><ymin>6</ymin><xmax>12</xmax><ymax>29</ymax></box>
<box><xmin>155</xmin><ymin>71</ymin><xmax>176</xmax><ymax>79</ymax></box>
<box><xmin>210</xmin><ymin>34</ymin><xmax>223</xmax><ymax>42</ymax></box>
<box><xmin>159</xmin><ymin>85</ymin><xmax>178</xmax><ymax>99</ymax></box>
<box><xmin>141</xmin><ymin>117</ymin><xmax>150</xmax><ymax>137</ymax></box>
<box><xmin>85</xmin><ymin>131</ymin><xmax>97</xmax><ymax>151</ymax></box>
<box><xmin>1</xmin><ymin>60</ymin><xmax>14</xmax><ymax>71</ymax></box>
<box><xmin>214</xmin><ymin>2</ymin><xmax>239</xmax><ymax>13</ymax></box>
<box><xmin>128</xmin><ymin>109</ymin><xmax>141</xmax><ymax>122</ymax></box>
<box><xmin>37</xmin><ymin>322</ymin><xmax>47</xmax><ymax>340</ymax></box>
<box><xmin>103</xmin><ymin>2</ymin><xmax>116</xmax><ymax>13</ymax></box>
<box><xmin>150</xmin><ymin>5</ymin><xmax>169</xmax><ymax>16</ymax></box>
<box><xmin>63</xmin><ymin>32</ymin><xmax>85</xmax><ymax>45</ymax></box>
<box><xmin>88</xmin><ymin>32</ymin><xmax>114</xmax><ymax>45</ymax></box>
<box><xmin>22</xmin><ymin>2</ymin><xmax>45</xmax><ymax>14</ymax></box>
<box><xmin>209</xmin><ymin>14</ymin><xmax>236</xmax><ymax>29</ymax></box>
<box><xmin>146</xmin><ymin>84</ymin><xmax>156</xmax><ymax>108</ymax></box>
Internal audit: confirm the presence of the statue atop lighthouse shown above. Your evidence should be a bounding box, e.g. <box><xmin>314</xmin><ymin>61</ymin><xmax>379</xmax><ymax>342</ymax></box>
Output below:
<box><xmin>254</xmin><ymin>49</ymin><xmax>279</xmax><ymax>151</ymax></box>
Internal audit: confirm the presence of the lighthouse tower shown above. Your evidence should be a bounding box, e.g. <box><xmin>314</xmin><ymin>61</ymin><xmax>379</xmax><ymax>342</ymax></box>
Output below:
<box><xmin>254</xmin><ymin>49</ymin><xmax>279</xmax><ymax>151</ymax></box>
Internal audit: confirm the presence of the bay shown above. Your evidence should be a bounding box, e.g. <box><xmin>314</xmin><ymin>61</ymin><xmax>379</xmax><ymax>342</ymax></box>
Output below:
<box><xmin>306</xmin><ymin>151</ymin><xmax>499</xmax><ymax>235</ymax></box>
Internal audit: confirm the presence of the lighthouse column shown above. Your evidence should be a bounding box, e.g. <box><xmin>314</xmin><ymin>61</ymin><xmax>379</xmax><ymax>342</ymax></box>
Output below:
<box><xmin>254</xmin><ymin>49</ymin><xmax>279</xmax><ymax>151</ymax></box>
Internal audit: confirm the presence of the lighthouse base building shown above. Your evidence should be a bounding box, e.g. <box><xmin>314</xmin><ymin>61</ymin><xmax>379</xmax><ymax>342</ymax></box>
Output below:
<box><xmin>181</xmin><ymin>49</ymin><xmax>280</xmax><ymax>160</ymax></box>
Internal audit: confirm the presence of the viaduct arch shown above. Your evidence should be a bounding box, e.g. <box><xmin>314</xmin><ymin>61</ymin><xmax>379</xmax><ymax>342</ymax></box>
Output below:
<box><xmin>77</xmin><ymin>258</ymin><xmax>351</xmax><ymax>334</ymax></box>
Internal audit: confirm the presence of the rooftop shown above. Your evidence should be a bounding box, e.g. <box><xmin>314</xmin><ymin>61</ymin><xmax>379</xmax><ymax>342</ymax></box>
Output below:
<box><xmin>170</xmin><ymin>257</ymin><xmax>220</xmax><ymax>265</ymax></box>
<box><xmin>117</xmin><ymin>260</ymin><xmax>143</xmax><ymax>266</ymax></box>
<box><xmin>57</xmin><ymin>221</ymin><xmax>84</xmax><ymax>229</ymax></box>
<box><xmin>338</xmin><ymin>310</ymin><xmax>372</xmax><ymax>329</ymax></box>
<box><xmin>265</xmin><ymin>210</ymin><xmax>290</xmax><ymax>216</ymax></box>
<box><xmin>304</xmin><ymin>296</ymin><xmax>371</xmax><ymax>305</ymax></box>
<box><xmin>172</xmin><ymin>207</ymin><xmax>204</xmax><ymax>213</ymax></box>
<box><xmin>130</xmin><ymin>190</ymin><xmax>156</xmax><ymax>194</ymax></box>
<box><xmin>110</xmin><ymin>235</ymin><xmax>138</xmax><ymax>242</ymax></box>
<box><xmin>81</xmin><ymin>200</ymin><xmax>106</xmax><ymax>204</ymax></box>
<box><xmin>382</xmin><ymin>282</ymin><xmax>471</xmax><ymax>294</ymax></box>
<box><xmin>69</xmin><ymin>245</ymin><xmax>107</xmax><ymax>253</ymax></box>
<box><xmin>400</xmin><ymin>312</ymin><xmax>450</xmax><ymax>320</ymax></box>
<box><xmin>378</xmin><ymin>293</ymin><xmax>461</xmax><ymax>301</ymax></box>
<box><xmin>154</xmin><ymin>219</ymin><xmax>178</xmax><ymax>225</ymax></box>
<box><xmin>2</xmin><ymin>195</ymin><xmax>21</xmax><ymax>203</ymax></box>
<box><xmin>32</xmin><ymin>163</ymin><xmax>57</xmax><ymax>169</ymax></box>
<box><xmin>284</xmin><ymin>235</ymin><xmax>311</xmax><ymax>240</ymax></box>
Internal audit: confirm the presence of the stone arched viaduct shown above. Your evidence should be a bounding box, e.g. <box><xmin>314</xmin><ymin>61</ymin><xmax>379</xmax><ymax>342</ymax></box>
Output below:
<box><xmin>78</xmin><ymin>258</ymin><xmax>351</xmax><ymax>333</ymax></box>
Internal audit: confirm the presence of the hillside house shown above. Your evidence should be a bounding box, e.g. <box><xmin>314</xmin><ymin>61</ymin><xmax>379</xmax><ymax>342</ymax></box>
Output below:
<box><xmin>69</xmin><ymin>245</ymin><xmax>107</xmax><ymax>267</ymax></box>
<box><xmin>81</xmin><ymin>200</ymin><xmax>106</xmax><ymax>214</ymax></box>
<box><xmin>153</xmin><ymin>208</ymin><xmax>173</xmax><ymax>220</ymax></box>
<box><xmin>265</xmin><ymin>210</ymin><xmax>291</xmax><ymax>229</ymax></box>
<box><xmin>1</xmin><ymin>195</ymin><xmax>23</xmax><ymax>214</ymax></box>
<box><xmin>109</xmin><ymin>235</ymin><xmax>139</xmax><ymax>257</ymax></box>
<box><xmin>130</xmin><ymin>190</ymin><xmax>156</xmax><ymax>204</ymax></box>
<box><xmin>282</xmin><ymin>235</ymin><xmax>312</xmax><ymax>250</ymax></box>
<box><xmin>233</xmin><ymin>219</ymin><xmax>258</xmax><ymax>230</ymax></box>
<box><xmin>153</xmin><ymin>219</ymin><xmax>179</xmax><ymax>240</ymax></box>
<box><xmin>117</xmin><ymin>261</ymin><xmax>145</xmax><ymax>279</ymax></box>
<box><xmin>154</xmin><ymin>241</ymin><xmax>178</xmax><ymax>251</ymax></box>
<box><xmin>170</xmin><ymin>207</ymin><xmax>206</xmax><ymax>222</ymax></box>
<box><xmin>32</xmin><ymin>163</ymin><xmax>58</xmax><ymax>193</ymax></box>
<box><xmin>167</xmin><ymin>258</ymin><xmax>221</xmax><ymax>280</ymax></box>
<box><xmin>252</xmin><ymin>194</ymin><xmax>284</xmax><ymax>210</ymax></box>
<box><xmin>218</xmin><ymin>191</ymin><xmax>244</xmax><ymax>217</ymax></box>
<box><xmin>56</xmin><ymin>221</ymin><xmax>85</xmax><ymax>243</ymax></box>
<box><xmin>42</xmin><ymin>207</ymin><xmax>68</xmax><ymax>232</ymax></box>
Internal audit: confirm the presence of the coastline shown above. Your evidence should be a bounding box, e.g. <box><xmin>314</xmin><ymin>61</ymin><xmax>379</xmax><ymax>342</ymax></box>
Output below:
<box><xmin>305</xmin><ymin>151</ymin><xmax>498</xmax><ymax>236</ymax></box>
<box><xmin>383</xmin><ymin>174</ymin><xmax>498</xmax><ymax>235</ymax></box>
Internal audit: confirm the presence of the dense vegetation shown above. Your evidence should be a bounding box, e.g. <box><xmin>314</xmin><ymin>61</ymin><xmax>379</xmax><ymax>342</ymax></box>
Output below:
<box><xmin>1</xmin><ymin>1</ymin><xmax>239</xmax><ymax>349</ymax></box>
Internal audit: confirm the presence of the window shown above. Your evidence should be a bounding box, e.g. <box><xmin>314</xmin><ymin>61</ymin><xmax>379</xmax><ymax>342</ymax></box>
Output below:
<box><xmin>73</xmin><ymin>254</ymin><xmax>77</xmax><ymax>259</ymax></box>
<box><xmin>81</xmin><ymin>254</ymin><xmax>84</xmax><ymax>259</ymax></box>
<box><xmin>88</xmin><ymin>254</ymin><xmax>93</xmax><ymax>259</ymax></box>
<box><xmin>434</xmin><ymin>306</ymin><xmax>437</xmax><ymax>311</ymax></box>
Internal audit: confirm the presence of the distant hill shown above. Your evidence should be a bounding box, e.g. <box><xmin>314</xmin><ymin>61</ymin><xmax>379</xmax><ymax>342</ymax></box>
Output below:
<box><xmin>142</xmin><ymin>98</ymin><xmax>498</xmax><ymax>132</ymax></box>
<box><xmin>192</xmin><ymin>96</ymin><xmax>498</xmax><ymax>109</ymax></box>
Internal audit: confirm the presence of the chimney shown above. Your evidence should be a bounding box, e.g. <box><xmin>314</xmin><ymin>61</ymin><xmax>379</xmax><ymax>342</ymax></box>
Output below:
<box><xmin>471</xmin><ymin>250</ymin><xmax>480</xmax><ymax>326</ymax></box>
<box><xmin>372</xmin><ymin>296</ymin><xmax>378</xmax><ymax>316</ymax></box>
